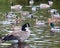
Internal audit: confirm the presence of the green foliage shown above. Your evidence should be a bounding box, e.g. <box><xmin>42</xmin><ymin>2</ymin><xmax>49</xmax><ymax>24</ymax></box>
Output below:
<box><xmin>15</xmin><ymin>0</ymin><xmax>28</xmax><ymax>5</ymax></box>
<box><xmin>0</xmin><ymin>0</ymin><xmax>10</xmax><ymax>12</ymax></box>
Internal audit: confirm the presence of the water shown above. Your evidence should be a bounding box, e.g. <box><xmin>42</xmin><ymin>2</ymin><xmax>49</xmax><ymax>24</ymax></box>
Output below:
<box><xmin>0</xmin><ymin>15</ymin><xmax>60</xmax><ymax>48</ymax></box>
<box><xmin>0</xmin><ymin>0</ymin><xmax>60</xmax><ymax>48</ymax></box>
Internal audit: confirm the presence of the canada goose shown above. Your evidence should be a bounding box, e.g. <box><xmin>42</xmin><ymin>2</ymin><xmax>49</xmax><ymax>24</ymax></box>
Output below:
<box><xmin>11</xmin><ymin>5</ymin><xmax>22</xmax><ymax>11</ymax></box>
<box><xmin>40</xmin><ymin>1</ymin><xmax>53</xmax><ymax>9</ymax></box>
<box><xmin>40</xmin><ymin>4</ymin><xmax>50</xmax><ymax>9</ymax></box>
<box><xmin>2</xmin><ymin>23</ymin><xmax>31</xmax><ymax>42</ymax></box>
<box><xmin>49</xmin><ymin>9</ymin><xmax>57</xmax><ymax>14</ymax></box>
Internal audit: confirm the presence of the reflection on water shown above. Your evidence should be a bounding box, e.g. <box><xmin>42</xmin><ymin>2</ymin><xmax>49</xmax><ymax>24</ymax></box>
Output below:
<box><xmin>9</xmin><ymin>42</ymin><xmax>30</xmax><ymax>48</ymax></box>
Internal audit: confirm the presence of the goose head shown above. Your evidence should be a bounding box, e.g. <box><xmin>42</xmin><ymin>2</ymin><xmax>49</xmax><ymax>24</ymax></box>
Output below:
<box><xmin>21</xmin><ymin>23</ymin><xmax>30</xmax><ymax>31</ymax></box>
<box><xmin>48</xmin><ymin>1</ymin><xmax>53</xmax><ymax>6</ymax></box>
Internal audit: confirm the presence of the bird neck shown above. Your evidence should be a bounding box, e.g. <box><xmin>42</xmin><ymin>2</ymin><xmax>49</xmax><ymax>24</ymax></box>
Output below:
<box><xmin>25</xmin><ymin>27</ymin><xmax>31</xmax><ymax>32</ymax></box>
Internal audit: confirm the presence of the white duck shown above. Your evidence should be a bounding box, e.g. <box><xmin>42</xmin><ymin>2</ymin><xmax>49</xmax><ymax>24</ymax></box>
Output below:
<box><xmin>2</xmin><ymin>23</ymin><xmax>31</xmax><ymax>42</ymax></box>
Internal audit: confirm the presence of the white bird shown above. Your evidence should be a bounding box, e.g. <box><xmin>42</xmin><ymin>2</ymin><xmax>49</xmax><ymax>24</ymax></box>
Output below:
<box><xmin>2</xmin><ymin>23</ymin><xmax>31</xmax><ymax>42</ymax></box>
<box><xmin>11</xmin><ymin>5</ymin><xmax>22</xmax><ymax>11</ymax></box>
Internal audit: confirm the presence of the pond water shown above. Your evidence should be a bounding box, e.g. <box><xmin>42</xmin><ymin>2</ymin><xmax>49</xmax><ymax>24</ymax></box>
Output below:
<box><xmin>0</xmin><ymin>12</ymin><xmax>60</xmax><ymax>48</ymax></box>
